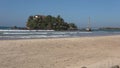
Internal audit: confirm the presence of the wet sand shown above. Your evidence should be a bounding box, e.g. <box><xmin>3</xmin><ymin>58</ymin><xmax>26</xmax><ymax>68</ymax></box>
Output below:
<box><xmin>0</xmin><ymin>35</ymin><xmax>120</xmax><ymax>68</ymax></box>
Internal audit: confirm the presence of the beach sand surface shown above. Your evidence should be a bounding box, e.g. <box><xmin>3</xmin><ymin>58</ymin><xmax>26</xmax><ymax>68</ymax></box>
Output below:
<box><xmin>0</xmin><ymin>35</ymin><xmax>120</xmax><ymax>68</ymax></box>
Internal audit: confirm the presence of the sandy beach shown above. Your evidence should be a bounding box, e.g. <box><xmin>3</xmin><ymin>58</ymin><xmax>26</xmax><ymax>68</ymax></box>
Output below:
<box><xmin>0</xmin><ymin>35</ymin><xmax>120</xmax><ymax>68</ymax></box>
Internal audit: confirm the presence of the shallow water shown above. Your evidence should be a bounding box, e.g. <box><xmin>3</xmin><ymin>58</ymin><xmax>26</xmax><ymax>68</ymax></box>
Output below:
<box><xmin>0</xmin><ymin>29</ymin><xmax>120</xmax><ymax>40</ymax></box>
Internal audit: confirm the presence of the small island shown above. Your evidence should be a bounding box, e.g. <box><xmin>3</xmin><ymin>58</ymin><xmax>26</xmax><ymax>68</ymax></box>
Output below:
<box><xmin>26</xmin><ymin>15</ymin><xmax>77</xmax><ymax>31</ymax></box>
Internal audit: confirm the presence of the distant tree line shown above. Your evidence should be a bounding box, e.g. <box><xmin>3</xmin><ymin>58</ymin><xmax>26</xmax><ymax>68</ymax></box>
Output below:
<box><xmin>26</xmin><ymin>15</ymin><xmax>77</xmax><ymax>31</ymax></box>
<box><xmin>99</xmin><ymin>27</ymin><xmax>120</xmax><ymax>30</ymax></box>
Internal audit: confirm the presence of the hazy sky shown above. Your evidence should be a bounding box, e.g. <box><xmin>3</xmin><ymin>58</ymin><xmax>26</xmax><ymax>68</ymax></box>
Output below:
<box><xmin>0</xmin><ymin>0</ymin><xmax>120</xmax><ymax>27</ymax></box>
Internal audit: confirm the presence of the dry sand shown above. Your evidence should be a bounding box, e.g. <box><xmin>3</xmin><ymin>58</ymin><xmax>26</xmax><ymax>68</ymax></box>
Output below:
<box><xmin>0</xmin><ymin>35</ymin><xmax>120</xmax><ymax>68</ymax></box>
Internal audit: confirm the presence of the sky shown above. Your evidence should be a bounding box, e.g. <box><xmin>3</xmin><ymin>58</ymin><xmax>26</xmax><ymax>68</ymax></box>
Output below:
<box><xmin>0</xmin><ymin>0</ymin><xmax>120</xmax><ymax>28</ymax></box>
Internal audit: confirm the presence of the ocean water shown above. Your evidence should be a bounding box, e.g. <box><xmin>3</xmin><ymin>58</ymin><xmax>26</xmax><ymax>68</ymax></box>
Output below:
<box><xmin>0</xmin><ymin>29</ymin><xmax>120</xmax><ymax>40</ymax></box>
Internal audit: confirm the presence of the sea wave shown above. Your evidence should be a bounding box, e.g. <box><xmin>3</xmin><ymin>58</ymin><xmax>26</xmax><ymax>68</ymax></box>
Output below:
<box><xmin>1</xmin><ymin>29</ymin><xmax>120</xmax><ymax>39</ymax></box>
<box><xmin>0</xmin><ymin>35</ymin><xmax>70</xmax><ymax>39</ymax></box>
<box><xmin>3</xmin><ymin>32</ymin><xmax>48</xmax><ymax>35</ymax></box>
<box><xmin>0</xmin><ymin>29</ymin><xmax>54</xmax><ymax>32</ymax></box>
<box><xmin>2</xmin><ymin>31</ymin><xmax>92</xmax><ymax>35</ymax></box>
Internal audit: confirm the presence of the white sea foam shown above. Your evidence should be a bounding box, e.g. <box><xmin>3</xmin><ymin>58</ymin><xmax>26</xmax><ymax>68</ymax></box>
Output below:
<box><xmin>52</xmin><ymin>32</ymin><xmax>66</xmax><ymax>34</ymax></box>
<box><xmin>0</xmin><ymin>29</ymin><xmax>54</xmax><ymax>32</ymax></box>
<box><xmin>78</xmin><ymin>32</ymin><xmax>92</xmax><ymax>33</ymax></box>
<box><xmin>0</xmin><ymin>34</ymin><xmax>70</xmax><ymax>39</ymax></box>
<box><xmin>1</xmin><ymin>29</ymin><xmax>119</xmax><ymax>39</ymax></box>
<box><xmin>3</xmin><ymin>32</ymin><xmax>48</xmax><ymax>35</ymax></box>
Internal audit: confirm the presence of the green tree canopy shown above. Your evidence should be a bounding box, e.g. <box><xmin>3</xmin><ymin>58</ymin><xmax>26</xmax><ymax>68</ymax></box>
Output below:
<box><xmin>26</xmin><ymin>15</ymin><xmax>77</xmax><ymax>30</ymax></box>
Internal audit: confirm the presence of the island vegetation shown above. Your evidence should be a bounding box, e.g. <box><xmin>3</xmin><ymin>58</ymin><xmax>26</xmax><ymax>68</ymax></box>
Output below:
<box><xmin>26</xmin><ymin>15</ymin><xmax>77</xmax><ymax>31</ymax></box>
<box><xmin>99</xmin><ymin>27</ymin><xmax>120</xmax><ymax>31</ymax></box>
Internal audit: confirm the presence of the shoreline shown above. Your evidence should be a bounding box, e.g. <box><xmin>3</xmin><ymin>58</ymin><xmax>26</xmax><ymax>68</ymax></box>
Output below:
<box><xmin>0</xmin><ymin>34</ymin><xmax>120</xmax><ymax>41</ymax></box>
<box><xmin>0</xmin><ymin>29</ymin><xmax>120</xmax><ymax>40</ymax></box>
